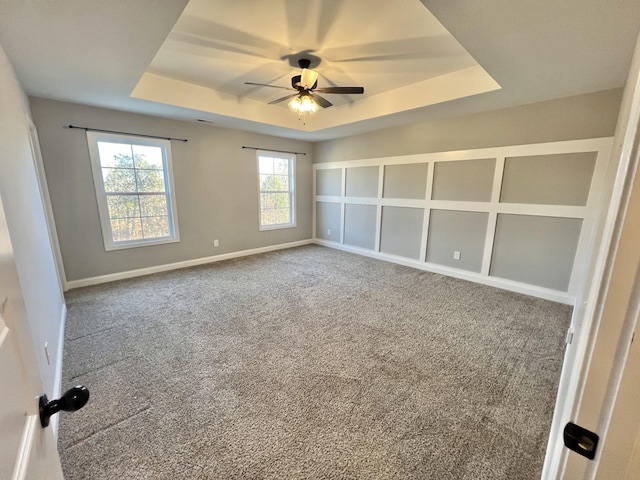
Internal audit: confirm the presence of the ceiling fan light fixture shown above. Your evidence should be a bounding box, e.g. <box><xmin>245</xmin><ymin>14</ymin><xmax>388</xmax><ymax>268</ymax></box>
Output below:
<box><xmin>288</xmin><ymin>93</ymin><xmax>319</xmax><ymax>114</ymax></box>
<box><xmin>248</xmin><ymin>57</ymin><xmax>363</xmax><ymax>118</ymax></box>
<box><xmin>300</xmin><ymin>68</ymin><xmax>319</xmax><ymax>89</ymax></box>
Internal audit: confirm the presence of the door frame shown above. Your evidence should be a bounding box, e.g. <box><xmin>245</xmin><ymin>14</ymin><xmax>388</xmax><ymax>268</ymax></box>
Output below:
<box><xmin>542</xmin><ymin>30</ymin><xmax>640</xmax><ymax>478</ymax></box>
<box><xmin>26</xmin><ymin>117</ymin><xmax>67</xmax><ymax>293</ymax></box>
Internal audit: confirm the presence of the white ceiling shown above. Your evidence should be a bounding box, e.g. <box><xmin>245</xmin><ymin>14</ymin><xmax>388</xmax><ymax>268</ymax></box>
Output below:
<box><xmin>0</xmin><ymin>0</ymin><xmax>638</xmax><ymax>141</ymax></box>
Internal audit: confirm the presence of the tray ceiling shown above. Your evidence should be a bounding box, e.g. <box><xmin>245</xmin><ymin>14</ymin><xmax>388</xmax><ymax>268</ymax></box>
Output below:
<box><xmin>132</xmin><ymin>0</ymin><xmax>499</xmax><ymax>134</ymax></box>
<box><xmin>0</xmin><ymin>0</ymin><xmax>638</xmax><ymax>140</ymax></box>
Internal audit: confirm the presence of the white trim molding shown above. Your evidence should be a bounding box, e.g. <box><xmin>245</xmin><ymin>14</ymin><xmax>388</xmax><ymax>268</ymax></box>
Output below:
<box><xmin>315</xmin><ymin>238</ymin><xmax>575</xmax><ymax>305</ymax></box>
<box><xmin>256</xmin><ymin>150</ymin><xmax>297</xmax><ymax>231</ymax></box>
<box><xmin>85</xmin><ymin>131</ymin><xmax>180</xmax><ymax>251</ymax></box>
<box><xmin>50</xmin><ymin>304</ymin><xmax>66</xmax><ymax>438</ymax></box>
<box><xmin>65</xmin><ymin>239</ymin><xmax>313</xmax><ymax>290</ymax></box>
<box><xmin>313</xmin><ymin>138</ymin><xmax>614</xmax><ymax>304</ymax></box>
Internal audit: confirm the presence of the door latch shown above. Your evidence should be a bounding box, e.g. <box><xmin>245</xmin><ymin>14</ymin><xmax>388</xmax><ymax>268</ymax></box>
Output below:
<box><xmin>563</xmin><ymin>422</ymin><xmax>599</xmax><ymax>460</ymax></box>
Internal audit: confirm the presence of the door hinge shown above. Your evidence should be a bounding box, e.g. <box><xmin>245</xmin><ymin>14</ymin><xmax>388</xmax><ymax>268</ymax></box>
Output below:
<box><xmin>565</xmin><ymin>327</ymin><xmax>575</xmax><ymax>345</ymax></box>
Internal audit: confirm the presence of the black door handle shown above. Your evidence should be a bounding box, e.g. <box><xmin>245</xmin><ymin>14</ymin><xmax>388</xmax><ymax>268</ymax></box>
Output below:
<box><xmin>39</xmin><ymin>385</ymin><xmax>90</xmax><ymax>428</ymax></box>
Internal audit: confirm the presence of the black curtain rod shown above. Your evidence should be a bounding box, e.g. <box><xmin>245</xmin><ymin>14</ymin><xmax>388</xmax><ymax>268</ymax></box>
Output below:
<box><xmin>242</xmin><ymin>146</ymin><xmax>307</xmax><ymax>156</ymax></box>
<box><xmin>66</xmin><ymin>125</ymin><xmax>188</xmax><ymax>142</ymax></box>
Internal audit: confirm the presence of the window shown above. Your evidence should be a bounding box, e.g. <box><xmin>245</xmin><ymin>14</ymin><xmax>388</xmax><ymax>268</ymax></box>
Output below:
<box><xmin>257</xmin><ymin>151</ymin><xmax>296</xmax><ymax>230</ymax></box>
<box><xmin>87</xmin><ymin>131</ymin><xmax>179</xmax><ymax>250</ymax></box>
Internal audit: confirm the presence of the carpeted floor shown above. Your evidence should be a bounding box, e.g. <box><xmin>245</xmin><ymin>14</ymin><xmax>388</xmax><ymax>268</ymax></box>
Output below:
<box><xmin>59</xmin><ymin>245</ymin><xmax>571</xmax><ymax>479</ymax></box>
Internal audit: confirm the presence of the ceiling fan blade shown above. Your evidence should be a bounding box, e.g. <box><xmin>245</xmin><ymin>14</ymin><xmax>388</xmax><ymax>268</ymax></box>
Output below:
<box><xmin>314</xmin><ymin>87</ymin><xmax>364</xmax><ymax>95</ymax></box>
<box><xmin>268</xmin><ymin>93</ymin><xmax>299</xmax><ymax>105</ymax></box>
<box><xmin>173</xmin><ymin>18</ymin><xmax>287</xmax><ymax>59</ymax></box>
<box><xmin>244</xmin><ymin>82</ymin><xmax>296</xmax><ymax>91</ymax></box>
<box><xmin>311</xmin><ymin>93</ymin><xmax>333</xmax><ymax>108</ymax></box>
<box><xmin>323</xmin><ymin>36</ymin><xmax>462</xmax><ymax>63</ymax></box>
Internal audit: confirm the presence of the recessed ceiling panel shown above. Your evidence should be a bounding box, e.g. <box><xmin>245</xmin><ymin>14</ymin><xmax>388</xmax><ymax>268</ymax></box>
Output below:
<box><xmin>132</xmin><ymin>0</ymin><xmax>500</xmax><ymax>132</ymax></box>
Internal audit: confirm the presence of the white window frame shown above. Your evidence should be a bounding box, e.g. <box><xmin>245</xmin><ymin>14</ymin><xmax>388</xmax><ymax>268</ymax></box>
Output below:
<box><xmin>257</xmin><ymin>150</ymin><xmax>296</xmax><ymax>231</ymax></box>
<box><xmin>86</xmin><ymin>131</ymin><xmax>180</xmax><ymax>251</ymax></box>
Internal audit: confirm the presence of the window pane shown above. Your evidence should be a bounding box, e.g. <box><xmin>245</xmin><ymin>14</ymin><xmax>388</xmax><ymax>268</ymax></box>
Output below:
<box><xmin>102</xmin><ymin>168</ymin><xmax>136</xmax><ymax>192</ymax></box>
<box><xmin>257</xmin><ymin>152</ymin><xmax>294</xmax><ymax>230</ymax></box>
<box><xmin>142</xmin><ymin>216</ymin><xmax>170</xmax><ymax>238</ymax></box>
<box><xmin>140</xmin><ymin>195</ymin><xmax>168</xmax><ymax>217</ymax></box>
<box><xmin>260</xmin><ymin>174</ymin><xmax>276</xmax><ymax>192</ymax></box>
<box><xmin>275</xmin><ymin>158</ymin><xmax>289</xmax><ymax>174</ymax></box>
<box><xmin>274</xmin><ymin>193</ymin><xmax>289</xmax><ymax>208</ymax></box>
<box><xmin>273</xmin><ymin>175</ymin><xmax>289</xmax><ymax>190</ymax></box>
<box><xmin>107</xmin><ymin>195</ymin><xmax>140</xmax><ymax>219</ymax></box>
<box><xmin>260</xmin><ymin>175</ymin><xmax>289</xmax><ymax>192</ymax></box>
<box><xmin>136</xmin><ymin>169</ymin><xmax>166</xmax><ymax>193</ymax></box>
<box><xmin>132</xmin><ymin>145</ymin><xmax>163</xmax><ymax>169</ymax></box>
<box><xmin>276</xmin><ymin>208</ymin><xmax>290</xmax><ymax>224</ymax></box>
<box><xmin>110</xmin><ymin>218</ymin><xmax>143</xmax><ymax>241</ymax></box>
<box><xmin>259</xmin><ymin>156</ymin><xmax>274</xmax><ymax>174</ymax></box>
<box><xmin>97</xmin><ymin>142</ymin><xmax>134</xmax><ymax>168</ymax></box>
<box><xmin>261</xmin><ymin>193</ymin><xmax>276</xmax><ymax>209</ymax></box>
<box><xmin>90</xmin><ymin>132</ymin><xmax>179</xmax><ymax>249</ymax></box>
<box><xmin>261</xmin><ymin>209</ymin><xmax>276</xmax><ymax>226</ymax></box>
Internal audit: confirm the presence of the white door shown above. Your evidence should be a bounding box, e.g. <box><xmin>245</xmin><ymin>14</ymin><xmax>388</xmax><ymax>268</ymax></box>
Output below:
<box><xmin>560</xmin><ymin>31</ymin><xmax>640</xmax><ymax>479</ymax></box>
<box><xmin>595</xmin><ymin>310</ymin><xmax>640</xmax><ymax>478</ymax></box>
<box><xmin>562</xmin><ymin>146</ymin><xmax>640</xmax><ymax>478</ymax></box>
<box><xmin>0</xmin><ymin>193</ymin><xmax>63</xmax><ymax>478</ymax></box>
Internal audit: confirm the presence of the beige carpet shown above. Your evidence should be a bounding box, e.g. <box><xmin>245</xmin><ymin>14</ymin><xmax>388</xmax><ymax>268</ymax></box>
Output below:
<box><xmin>59</xmin><ymin>245</ymin><xmax>571</xmax><ymax>479</ymax></box>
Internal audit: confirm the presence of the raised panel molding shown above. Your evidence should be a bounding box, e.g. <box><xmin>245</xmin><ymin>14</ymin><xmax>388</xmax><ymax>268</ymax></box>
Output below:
<box><xmin>313</xmin><ymin>138</ymin><xmax>613</xmax><ymax>303</ymax></box>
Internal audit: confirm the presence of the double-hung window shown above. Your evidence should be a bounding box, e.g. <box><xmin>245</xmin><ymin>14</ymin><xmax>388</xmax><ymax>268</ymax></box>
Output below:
<box><xmin>87</xmin><ymin>131</ymin><xmax>179</xmax><ymax>250</ymax></box>
<box><xmin>257</xmin><ymin>151</ymin><xmax>296</xmax><ymax>230</ymax></box>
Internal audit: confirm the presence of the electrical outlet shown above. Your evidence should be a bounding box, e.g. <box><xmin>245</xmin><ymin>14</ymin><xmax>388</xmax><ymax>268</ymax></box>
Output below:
<box><xmin>453</xmin><ymin>251</ymin><xmax>461</xmax><ymax>260</ymax></box>
<box><xmin>327</xmin><ymin>229</ymin><xmax>331</xmax><ymax>236</ymax></box>
<box><xmin>214</xmin><ymin>239</ymin><xmax>219</xmax><ymax>247</ymax></box>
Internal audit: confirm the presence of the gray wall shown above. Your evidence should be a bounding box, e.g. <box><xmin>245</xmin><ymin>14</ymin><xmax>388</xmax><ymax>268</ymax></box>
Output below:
<box><xmin>432</xmin><ymin>158</ymin><xmax>495</xmax><ymax>202</ymax></box>
<box><xmin>31</xmin><ymin>98</ymin><xmax>314</xmax><ymax>281</ymax></box>
<box><xmin>315</xmin><ymin>146</ymin><xmax>602</xmax><ymax>291</ymax></box>
<box><xmin>500</xmin><ymin>152</ymin><xmax>597</xmax><ymax>206</ymax></box>
<box><xmin>316</xmin><ymin>168</ymin><xmax>342</xmax><ymax>196</ymax></box>
<box><xmin>315</xmin><ymin>202</ymin><xmax>341</xmax><ymax>242</ymax></box>
<box><xmin>314</xmin><ymin>89</ymin><xmax>621</xmax><ymax>163</ymax></box>
<box><xmin>344</xmin><ymin>204</ymin><xmax>377</xmax><ymax>250</ymax></box>
<box><xmin>313</xmin><ymin>89</ymin><xmax>620</xmax><ymax>294</ymax></box>
<box><xmin>383</xmin><ymin>163</ymin><xmax>428</xmax><ymax>199</ymax></box>
<box><xmin>426</xmin><ymin>210</ymin><xmax>488</xmax><ymax>272</ymax></box>
<box><xmin>380</xmin><ymin>207</ymin><xmax>424</xmax><ymax>259</ymax></box>
<box><xmin>345</xmin><ymin>166</ymin><xmax>379</xmax><ymax>197</ymax></box>
<box><xmin>491</xmin><ymin>215</ymin><xmax>583</xmax><ymax>291</ymax></box>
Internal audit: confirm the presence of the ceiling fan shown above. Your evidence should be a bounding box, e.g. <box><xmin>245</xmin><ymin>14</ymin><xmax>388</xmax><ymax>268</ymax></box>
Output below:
<box><xmin>244</xmin><ymin>58</ymin><xmax>364</xmax><ymax>111</ymax></box>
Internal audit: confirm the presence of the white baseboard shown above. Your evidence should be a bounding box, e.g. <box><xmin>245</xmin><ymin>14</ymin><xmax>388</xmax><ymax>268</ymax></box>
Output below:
<box><xmin>66</xmin><ymin>237</ymin><xmax>574</xmax><ymax>304</ymax></box>
<box><xmin>65</xmin><ymin>239</ymin><xmax>314</xmax><ymax>290</ymax></box>
<box><xmin>50</xmin><ymin>303</ymin><xmax>66</xmax><ymax>438</ymax></box>
<box><xmin>314</xmin><ymin>239</ymin><xmax>575</xmax><ymax>305</ymax></box>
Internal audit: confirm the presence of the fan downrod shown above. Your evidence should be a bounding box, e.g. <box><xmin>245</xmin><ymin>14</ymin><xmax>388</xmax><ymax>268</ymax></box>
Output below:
<box><xmin>298</xmin><ymin>58</ymin><xmax>312</xmax><ymax>69</ymax></box>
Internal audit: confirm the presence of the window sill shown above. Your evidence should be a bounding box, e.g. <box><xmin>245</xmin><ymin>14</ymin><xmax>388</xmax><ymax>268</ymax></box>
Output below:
<box><xmin>104</xmin><ymin>236</ymin><xmax>180</xmax><ymax>251</ymax></box>
<box><xmin>259</xmin><ymin>223</ymin><xmax>297</xmax><ymax>232</ymax></box>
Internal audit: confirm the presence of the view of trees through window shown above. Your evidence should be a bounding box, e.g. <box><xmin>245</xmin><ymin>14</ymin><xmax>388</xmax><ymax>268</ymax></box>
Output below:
<box><xmin>98</xmin><ymin>142</ymin><xmax>171</xmax><ymax>242</ymax></box>
<box><xmin>258</xmin><ymin>153</ymin><xmax>294</xmax><ymax>228</ymax></box>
